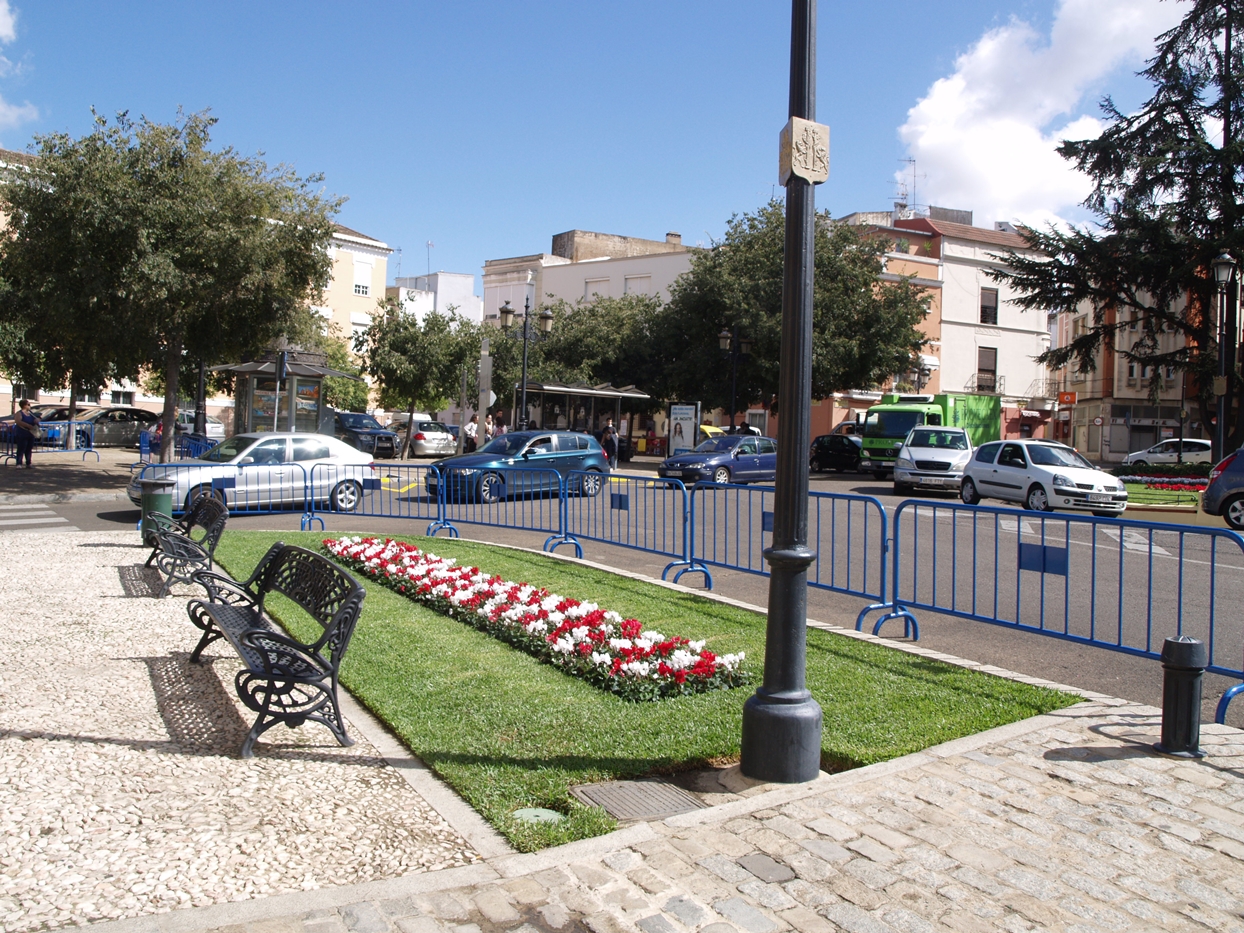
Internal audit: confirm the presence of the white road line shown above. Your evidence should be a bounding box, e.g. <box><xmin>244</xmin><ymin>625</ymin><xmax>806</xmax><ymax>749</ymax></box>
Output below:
<box><xmin>0</xmin><ymin>517</ymin><xmax>70</xmax><ymax>526</ymax></box>
<box><xmin>2</xmin><ymin>525</ymin><xmax>79</xmax><ymax>533</ymax></box>
<box><xmin>0</xmin><ymin>504</ymin><xmax>55</xmax><ymax>511</ymax></box>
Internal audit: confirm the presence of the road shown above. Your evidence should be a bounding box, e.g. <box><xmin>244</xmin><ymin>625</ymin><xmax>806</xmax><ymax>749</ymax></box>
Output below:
<box><xmin>54</xmin><ymin>464</ymin><xmax>1244</xmax><ymax>729</ymax></box>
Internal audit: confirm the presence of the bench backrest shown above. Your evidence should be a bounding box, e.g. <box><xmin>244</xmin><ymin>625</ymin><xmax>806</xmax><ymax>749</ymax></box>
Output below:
<box><xmin>257</xmin><ymin>545</ymin><xmax>365</xmax><ymax>665</ymax></box>
<box><xmin>185</xmin><ymin>496</ymin><xmax>229</xmax><ymax>558</ymax></box>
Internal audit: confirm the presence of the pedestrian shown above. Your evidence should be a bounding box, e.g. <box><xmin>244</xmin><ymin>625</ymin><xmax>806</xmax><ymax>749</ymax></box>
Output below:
<box><xmin>497</xmin><ymin>418</ymin><xmax>508</xmax><ymax>436</ymax></box>
<box><xmin>602</xmin><ymin>418</ymin><xmax>619</xmax><ymax>471</ymax></box>
<box><xmin>464</xmin><ymin>414</ymin><xmax>478</xmax><ymax>453</ymax></box>
<box><xmin>484</xmin><ymin>413</ymin><xmax>495</xmax><ymax>443</ymax></box>
<box><xmin>12</xmin><ymin>398</ymin><xmax>39</xmax><ymax>468</ymax></box>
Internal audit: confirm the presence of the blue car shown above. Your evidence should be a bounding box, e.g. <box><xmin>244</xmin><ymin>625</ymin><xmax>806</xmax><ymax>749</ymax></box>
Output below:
<box><xmin>428</xmin><ymin>430</ymin><xmax>609</xmax><ymax>502</ymax></box>
<box><xmin>334</xmin><ymin>411</ymin><xmax>399</xmax><ymax>459</ymax></box>
<box><xmin>657</xmin><ymin>435</ymin><xmax>778</xmax><ymax>484</ymax></box>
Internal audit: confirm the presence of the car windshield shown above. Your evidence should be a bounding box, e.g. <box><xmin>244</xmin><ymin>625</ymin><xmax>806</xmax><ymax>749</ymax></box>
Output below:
<box><xmin>480</xmin><ymin>435</ymin><xmax>528</xmax><ymax>455</ymax></box>
<box><xmin>694</xmin><ymin>437</ymin><xmax>738</xmax><ymax>453</ymax></box>
<box><xmin>865</xmin><ymin>410</ymin><xmax>924</xmax><ymax>438</ymax></box>
<box><xmin>339</xmin><ymin>413</ymin><xmax>383</xmax><ymax>430</ymax></box>
<box><xmin>198</xmin><ymin>436</ymin><xmax>253</xmax><ymax>462</ymax></box>
<box><xmin>1026</xmin><ymin>444</ymin><xmax>1094</xmax><ymax>469</ymax></box>
<box><xmin>907</xmin><ymin>429</ymin><xmax>968</xmax><ymax>450</ymax></box>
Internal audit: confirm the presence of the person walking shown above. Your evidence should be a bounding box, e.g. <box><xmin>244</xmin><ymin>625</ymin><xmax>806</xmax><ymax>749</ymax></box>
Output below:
<box><xmin>602</xmin><ymin>418</ymin><xmax>619</xmax><ymax>471</ymax></box>
<box><xmin>464</xmin><ymin>414</ymin><xmax>479</xmax><ymax>453</ymax></box>
<box><xmin>12</xmin><ymin>398</ymin><xmax>39</xmax><ymax>468</ymax></box>
<box><xmin>484</xmin><ymin>413</ymin><xmax>495</xmax><ymax>443</ymax></box>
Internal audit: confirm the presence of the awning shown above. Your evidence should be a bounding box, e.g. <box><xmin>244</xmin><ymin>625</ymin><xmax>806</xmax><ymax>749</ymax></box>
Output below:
<box><xmin>1020</xmin><ymin>409</ymin><xmax>1044</xmax><ymax>418</ymax></box>
<box><xmin>209</xmin><ymin>360</ymin><xmax>363</xmax><ymax>381</ymax></box>
<box><xmin>516</xmin><ymin>381</ymin><xmax>650</xmax><ymax>401</ymax></box>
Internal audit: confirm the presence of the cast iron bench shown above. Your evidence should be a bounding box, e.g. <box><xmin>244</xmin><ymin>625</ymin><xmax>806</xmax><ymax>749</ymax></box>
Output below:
<box><xmin>186</xmin><ymin>543</ymin><xmax>366</xmax><ymax>758</ymax></box>
<box><xmin>147</xmin><ymin>496</ymin><xmax>229</xmax><ymax>598</ymax></box>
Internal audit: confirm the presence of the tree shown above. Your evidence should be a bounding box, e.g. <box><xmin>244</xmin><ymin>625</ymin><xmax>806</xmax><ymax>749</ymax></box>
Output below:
<box><xmin>354</xmin><ymin>299</ymin><xmax>476</xmax><ymax>457</ymax></box>
<box><xmin>0</xmin><ymin>110</ymin><xmax>341</xmax><ymax>460</ymax></box>
<box><xmin>1000</xmin><ymin>2</ymin><xmax>1244</xmax><ymax>453</ymax></box>
<box><xmin>649</xmin><ymin>200</ymin><xmax>929</xmax><ymax>413</ymax></box>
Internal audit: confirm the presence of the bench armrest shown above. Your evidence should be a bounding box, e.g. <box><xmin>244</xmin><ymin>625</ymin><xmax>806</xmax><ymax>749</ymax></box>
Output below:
<box><xmin>191</xmin><ymin>570</ymin><xmax>260</xmax><ymax>609</ymax></box>
<box><xmin>238</xmin><ymin>628</ymin><xmax>327</xmax><ymax>680</ymax></box>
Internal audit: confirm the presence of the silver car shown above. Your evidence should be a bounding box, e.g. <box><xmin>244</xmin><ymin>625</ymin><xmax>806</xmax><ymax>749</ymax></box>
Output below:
<box><xmin>402</xmin><ymin>420</ymin><xmax>457</xmax><ymax>458</ymax></box>
<box><xmin>893</xmin><ymin>427</ymin><xmax>972</xmax><ymax>494</ymax></box>
<box><xmin>82</xmin><ymin>406</ymin><xmax>160</xmax><ymax>446</ymax></box>
<box><xmin>1122</xmin><ymin>438</ymin><xmax>1212</xmax><ymax>466</ymax></box>
<box><xmin>128</xmin><ymin>432</ymin><xmax>376</xmax><ymax>512</ymax></box>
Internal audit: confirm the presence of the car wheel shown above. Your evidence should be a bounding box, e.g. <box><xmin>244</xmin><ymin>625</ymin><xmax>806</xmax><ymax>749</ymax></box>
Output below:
<box><xmin>1025</xmin><ymin>484</ymin><xmax>1052</xmax><ymax>512</ymax></box>
<box><xmin>960</xmin><ymin>477</ymin><xmax>980</xmax><ymax>505</ymax></box>
<box><xmin>1223</xmin><ymin>495</ymin><xmax>1244</xmax><ymax>530</ymax></box>
<box><xmin>478</xmin><ymin>472</ymin><xmax>504</xmax><ymax>504</ymax></box>
<box><xmin>1132</xmin><ymin>459</ymin><xmax>1148</xmax><ymax>467</ymax></box>
<box><xmin>186</xmin><ymin>484</ymin><xmax>225</xmax><ymax>511</ymax></box>
<box><xmin>713</xmin><ymin>466</ymin><xmax>731</xmax><ymax>484</ymax></box>
<box><xmin>331</xmin><ymin>480</ymin><xmax>362</xmax><ymax>512</ymax></box>
<box><xmin>579</xmin><ymin>469</ymin><xmax>604</xmax><ymax>497</ymax></box>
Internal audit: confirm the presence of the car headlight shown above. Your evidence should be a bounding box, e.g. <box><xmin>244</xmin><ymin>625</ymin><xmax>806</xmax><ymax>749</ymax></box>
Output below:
<box><xmin>951</xmin><ymin>453</ymin><xmax>971</xmax><ymax>469</ymax></box>
<box><xmin>895</xmin><ymin>457</ymin><xmax>915</xmax><ymax>469</ymax></box>
<box><xmin>1052</xmin><ymin>474</ymin><xmax>1072</xmax><ymax>487</ymax></box>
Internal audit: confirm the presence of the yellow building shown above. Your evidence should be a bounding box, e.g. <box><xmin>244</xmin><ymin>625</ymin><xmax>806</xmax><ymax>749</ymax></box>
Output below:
<box><xmin>312</xmin><ymin>224</ymin><xmax>392</xmax><ymax>352</ymax></box>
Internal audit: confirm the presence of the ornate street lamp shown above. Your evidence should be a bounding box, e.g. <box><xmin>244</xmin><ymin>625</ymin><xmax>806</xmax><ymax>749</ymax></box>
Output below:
<box><xmin>719</xmin><ymin>327</ymin><xmax>752</xmax><ymax>432</ymax></box>
<box><xmin>1213</xmin><ymin>251</ymin><xmax>1237</xmax><ymax>462</ymax></box>
<box><xmin>739</xmin><ymin>0</ymin><xmax>827</xmax><ymax>784</ymax></box>
<box><xmin>500</xmin><ymin>273</ymin><xmax>554</xmax><ymax>430</ymax></box>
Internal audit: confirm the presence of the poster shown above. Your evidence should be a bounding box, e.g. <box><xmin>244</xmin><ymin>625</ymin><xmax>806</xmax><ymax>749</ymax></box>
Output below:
<box><xmin>668</xmin><ymin>403</ymin><xmax>699</xmax><ymax>456</ymax></box>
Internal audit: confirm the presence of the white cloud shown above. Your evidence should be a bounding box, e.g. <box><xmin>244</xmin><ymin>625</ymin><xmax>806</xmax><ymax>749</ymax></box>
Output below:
<box><xmin>0</xmin><ymin>94</ymin><xmax>35</xmax><ymax>129</ymax></box>
<box><xmin>0</xmin><ymin>1</ymin><xmax>17</xmax><ymax>44</ymax></box>
<box><xmin>898</xmin><ymin>0</ymin><xmax>1186</xmax><ymax>230</ymax></box>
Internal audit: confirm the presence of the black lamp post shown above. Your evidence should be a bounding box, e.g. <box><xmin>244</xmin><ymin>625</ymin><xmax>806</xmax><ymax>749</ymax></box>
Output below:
<box><xmin>719</xmin><ymin>327</ymin><xmax>753</xmax><ymax>431</ymax></box>
<box><xmin>1213</xmin><ymin>251</ymin><xmax>1237</xmax><ymax>462</ymax></box>
<box><xmin>499</xmin><ymin>287</ymin><xmax>553</xmax><ymax>430</ymax></box>
<box><xmin>739</xmin><ymin>0</ymin><xmax>824</xmax><ymax>784</ymax></box>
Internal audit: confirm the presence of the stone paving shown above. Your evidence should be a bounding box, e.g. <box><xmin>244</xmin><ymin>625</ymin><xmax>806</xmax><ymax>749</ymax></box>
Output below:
<box><xmin>3</xmin><ymin>530</ymin><xmax>1244</xmax><ymax>933</ymax></box>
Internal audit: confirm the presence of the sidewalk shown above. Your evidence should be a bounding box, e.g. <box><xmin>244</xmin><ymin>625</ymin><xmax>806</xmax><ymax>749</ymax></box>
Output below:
<box><xmin>0</xmin><ymin>447</ymin><xmax>138</xmax><ymax>503</ymax></box>
<box><xmin>3</xmin><ymin>529</ymin><xmax>1243</xmax><ymax>933</ymax></box>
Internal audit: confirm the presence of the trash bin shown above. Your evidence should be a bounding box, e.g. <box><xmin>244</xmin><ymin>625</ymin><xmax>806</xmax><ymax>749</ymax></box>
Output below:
<box><xmin>139</xmin><ymin>477</ymin><xmax>177</xmax><ymax>546</ymax></box>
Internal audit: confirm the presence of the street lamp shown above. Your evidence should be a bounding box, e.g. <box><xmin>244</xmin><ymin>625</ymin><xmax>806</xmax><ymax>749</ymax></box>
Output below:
<box><xmin>719</xmin><ymin>327</ymin><xmax>753</xmax><ymax>432</ymax></box>
<box><xmin>1213</xmin><ymin>251</ymin><xmax>1237</xmax><ymax>462</ymax></box>
<box><xmin>499</xmin><ymin>277</ymin><xmax>554</xmax><ymax>430</ymax></box>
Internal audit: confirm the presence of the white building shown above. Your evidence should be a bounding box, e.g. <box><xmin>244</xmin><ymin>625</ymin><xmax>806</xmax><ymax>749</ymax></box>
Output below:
<box><xmin>388</xmin><ymin>273</ymin><xmax>483</xmax><ymax>324</ymax></box>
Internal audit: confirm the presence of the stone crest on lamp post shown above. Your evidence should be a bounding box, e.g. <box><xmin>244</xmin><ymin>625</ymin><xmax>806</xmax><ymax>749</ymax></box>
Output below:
<box><xmin>779</xmin><ymin>116</ymin><xmax>829</xmax><ymax>186</ymax></box>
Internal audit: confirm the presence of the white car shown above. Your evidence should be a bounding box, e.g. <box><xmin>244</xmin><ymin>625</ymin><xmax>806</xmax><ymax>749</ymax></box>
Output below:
<box><xmin>960</xmin><ymin>439</ymin><xmax>1127</xmax><ymax>515</ymax></box>
<box><xmin>128</xmin><ymin>432</ymin><xmax>376</xmax><ymax>513</ymax></box>
<box><xmin>175</xmin><ymin>411</ymin><xmax>227</xmax><ymax>439</ymax></box>
<box><xmin>893</xmin><ymin>426</ymin><xmax>972</xmax><ymax>494</ymax></box>
<box><xmin>1122</xmin><ymin>438</ymin><xmax>1212</xmax><ymax>466</ymax></box>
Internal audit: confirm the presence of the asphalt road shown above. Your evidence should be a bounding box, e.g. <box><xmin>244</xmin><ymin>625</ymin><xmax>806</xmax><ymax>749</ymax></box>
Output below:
<box><xmin>56</xmin><ymin>465</ymin><xmax>1244</xmax><ymax>730</ymax></box>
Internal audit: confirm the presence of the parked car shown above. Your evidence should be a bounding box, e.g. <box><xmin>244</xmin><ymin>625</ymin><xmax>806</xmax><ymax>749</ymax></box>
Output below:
<box><xmin>78</xmin><ymin>406</ymin><xmax>160</xmax><ymax>447</ymax></box>
<box><xmin>960</xmin><ymin>439</ymin><xmax>1127</xmax><ymax>515</ymax></box>
<box><xmin>1201</xmin><ymin>451</ymin><xmax>1244</xmax><ymax>528</ymax></box>
<box><xmin>657</xmin><ymin>434</ymin><xmax>777</xmax><ymax>484</ymax></box>
<box><xmin>1122</xmin><ymin>438</ymin><xmax>1212</xmax><ymax>466</ymax></box>
<box><xmin>127</xmin><ymin>432</ymin><xmax>376</xmax><ymax>512</ymax></box>
<box><xmin>0</xmin><ymin>405</ymin><xmax>99</xmax><ymax>443</ymax></box>
<box><xmin>400</xmin><ymin>420</ymin><xmax>458</xmax><ymax>458</ymax></box>
<box><xmin>427</xmin><ymin>430</ymin><xmax>609</xmax><ymax>502</ymax></box>
<box><xmin>810</xmin><ymin>433</ymin><xmax>862</xmax><ymax>473</ymax></box>
<box><xmin>831</xmin><ymin>420</ymin><xmax>861</xmax><ymax>436</ymax></box>
<box><xmin>893</xmin><ymin>427</ymin><xmax>972</xmax><ymax>494</ymax></box>
<box><xmin>175</xmin><ymin>411</ymin><xmax>226</xmax><ymax>439</ymax></box>
<box><xmin>333</xmin><ymin>411</ymin><xmax>399</xmax><ymax>459</ymax></box>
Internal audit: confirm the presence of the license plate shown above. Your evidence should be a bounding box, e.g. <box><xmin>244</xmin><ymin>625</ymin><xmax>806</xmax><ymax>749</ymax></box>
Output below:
<box><xmin>1088</xmin><ymin>493</ymin><xmax>1111</xmax><ymax>503</ymax></box>
<box><xmin>920</xmin><ymin>477</ymin><xmax>946</xmax><ymax>486</ymax></box>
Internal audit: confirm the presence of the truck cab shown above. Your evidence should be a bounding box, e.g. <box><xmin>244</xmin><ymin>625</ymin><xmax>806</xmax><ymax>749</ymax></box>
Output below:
<box><xmin>859</xmin><ymin>404</ymin><xmax>941</xmax><ymax>476</ymax></box>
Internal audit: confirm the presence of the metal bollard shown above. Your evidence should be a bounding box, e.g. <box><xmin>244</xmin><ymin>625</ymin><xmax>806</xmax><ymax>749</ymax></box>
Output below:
<box><xmin>1154</xmin><ymin>635</ymin><xmax>1207</xmax><ymax>759</ymax></box>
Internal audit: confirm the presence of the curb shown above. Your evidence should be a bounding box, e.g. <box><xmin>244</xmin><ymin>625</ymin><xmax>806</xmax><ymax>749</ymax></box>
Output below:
<box><xmin>0</xmin><ymin>490</ymin><xmax>133</xmax><ymax>504</ymax></box>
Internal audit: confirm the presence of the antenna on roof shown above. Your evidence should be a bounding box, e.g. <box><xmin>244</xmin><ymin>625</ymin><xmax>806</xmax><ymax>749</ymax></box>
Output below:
<box><xmin>426</xmin><ymin>240</ymin><xmax>434</xmax><ymax>276</ymax></box>
<box><xmin>894</xmin><ymin>158</ymin><xmax>927</xmax><ymax>215</ymax></box>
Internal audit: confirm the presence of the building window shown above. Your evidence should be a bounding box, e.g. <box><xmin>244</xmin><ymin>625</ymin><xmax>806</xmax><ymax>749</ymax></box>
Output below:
<box><xmin>624</xmin><ymin>275</ymin><xmax>652</xmax><ymax>296</ymax></box>
<box><xmin>75</xmin><ymin>390</ymin><xmax>100</xmax><ymax>404</ymax></box>
<box><xmin>584</xmin><ymin>279</ymin><xmax>609</xmax><ymax>300</ymax></box>
<box><xmin>352</xmin><ymin>256</ymin><xmax>373</xmax><ymax>297</ymax></box>
<box><xmin>979</xmin><ymin>288</ymin><xmax>999</xmax><ymax>325</ymax></box>
<box><xmin>111</xmin><ymin>391</ymin><xmax>134</xmax><ymax>405</ymax></box>
<box><xmin>976</xmin><ymin>347</ymin><xmax>997</xmax><ymax>392</ymax></box>
<box><xmin>353</xmin><ymin>283</ymin><xmax>369</xmax><ymax>296</ymax></box>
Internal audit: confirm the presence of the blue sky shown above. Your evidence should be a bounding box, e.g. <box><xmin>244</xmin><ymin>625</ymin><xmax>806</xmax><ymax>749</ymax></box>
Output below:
<box><xmin>0</xmin><ymin>1</ymin><xmax>1184</xmax><ymax>289</ymax></box>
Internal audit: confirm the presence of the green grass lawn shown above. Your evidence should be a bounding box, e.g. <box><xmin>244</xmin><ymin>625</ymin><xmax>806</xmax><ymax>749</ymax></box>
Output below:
<box><xmin>1123</xmin><ymin>482</ymin><xmax>1202</xmax><ymax>507</ymax></box>
<box><xmin>213</xmin><ymin>531</ymin><xmax>1080</xmax><ymax>851</ymax></box>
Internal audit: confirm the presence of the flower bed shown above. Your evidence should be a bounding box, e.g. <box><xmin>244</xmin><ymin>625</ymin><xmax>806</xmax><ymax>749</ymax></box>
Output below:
<box><xmin>323</xmin><ymin>536</ymin><xmax>749</xmax><ymax>701</ymax></box>
<box><xmin>1124</xmin><ymin>474</ymin><xmax>1208</xmax><ymax>488</ymax></box>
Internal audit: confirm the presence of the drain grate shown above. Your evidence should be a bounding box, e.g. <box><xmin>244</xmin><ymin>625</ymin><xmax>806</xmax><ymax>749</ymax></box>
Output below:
<box><xmin>570</xmin><ymin>780</ymin><xmax>708</xmax><ymax>820</ymax></box>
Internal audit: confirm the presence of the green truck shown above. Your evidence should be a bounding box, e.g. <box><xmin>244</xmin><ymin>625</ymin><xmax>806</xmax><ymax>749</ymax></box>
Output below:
<box><xmin>859</xmin><ymin>393</ymin><xmax>1002</xmax><ymax>476</ymax></box>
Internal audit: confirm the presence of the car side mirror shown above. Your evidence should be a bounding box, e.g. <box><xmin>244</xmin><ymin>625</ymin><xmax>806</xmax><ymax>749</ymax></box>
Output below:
<box><xmin>521</xmin><ymin>449</ymin><xmax>531</xmax><ymax>459</ymax></box>
<box><xmin>238</xmin><ymin>456</ymin><xmax>255</xmax><ymax>465</ymax></box>
<box><xmin>732</xmin><ymin>449</ymin><xmax>741</xmax><ymax>458</ymax></box>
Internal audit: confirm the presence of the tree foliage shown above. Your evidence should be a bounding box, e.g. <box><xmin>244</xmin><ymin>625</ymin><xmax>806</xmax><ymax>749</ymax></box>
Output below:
<box><xmin>647</xmin><ymin>200</ymin><xmax>928</xmax><ymax>413</ymax></box>
<box><xmin>0</xmin><ymin>110</ymin><xmax>341</xmax><ymax>458</ymax></box>
<box><xmin>1000</xmin><ymin>1</ymin><xmax>1244</xmax><ymax>443</ymax></box>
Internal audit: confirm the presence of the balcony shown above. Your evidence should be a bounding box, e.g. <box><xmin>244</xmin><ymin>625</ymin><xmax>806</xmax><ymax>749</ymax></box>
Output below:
<box><xmin>964</xmin><ymin>372</ymin><xmax>1003</xmax><ymax>395</ymax></box>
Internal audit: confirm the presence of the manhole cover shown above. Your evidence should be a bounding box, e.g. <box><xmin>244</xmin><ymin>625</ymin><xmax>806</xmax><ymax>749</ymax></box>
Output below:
<box><xmin>512</xmin><ymin>807</ymin><xmax>564</xmax><ymax>824</ymax></box>
<box><xmin>570</xmin><ymin>781</ymin><xmax>708</xmax><ymax>820</ymax></box>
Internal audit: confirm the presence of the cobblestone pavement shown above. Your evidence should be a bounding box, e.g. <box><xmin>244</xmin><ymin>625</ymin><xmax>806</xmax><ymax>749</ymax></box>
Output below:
<box><xmin>0</xmin><ymin>533</ymin><xmax>483</xmax><ymax>933</ymax></box>
<box><xmin>5</xmin><ymin>531</ymin><xmax>1244</xmax><ymax>933</ymax></box>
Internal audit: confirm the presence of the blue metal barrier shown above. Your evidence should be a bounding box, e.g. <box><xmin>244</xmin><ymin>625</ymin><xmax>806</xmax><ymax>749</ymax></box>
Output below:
<box><xmin>685</xmin><ymin>482</ymin><xmax>773</xmax><ymax>587</ymax></box>
<box><xmin>865</xmin><ymin>501</ymin><xmax>1244</xmax><ymax>694</ymax></box>
<box><xmin>4</xmin><ymin>420</ymin><xmax>99</xmax><ymax>463</ymax></box>
<box><xmin>431</xmin><ymin>466</ymin><xmax>574</xmax><ymax>553</ymax></box>
<box><xmin>133</xmin><ymin>461</ymin><xmax>317</xmax><ymax>518</ymax></box>
<box><xmin>305</xmin><ymin>461</ymin><xmax>439</xmax><ymax>534</ymax></box>
<box><xmin>175</xmin><ymin>434</ymin><xmax>219</xmax><ymax>460</ymax></box>
<box><xmin>564</xmin><ymin>471</ymin><xmax>691</xmax><ymax>576</ymax></box>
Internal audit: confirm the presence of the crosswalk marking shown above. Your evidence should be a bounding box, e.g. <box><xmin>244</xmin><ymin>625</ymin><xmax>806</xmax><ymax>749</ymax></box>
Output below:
<box><xmin>0</xmin><ymin>504</ymin><xmax>78</xmax><ymax>533</ymax></box>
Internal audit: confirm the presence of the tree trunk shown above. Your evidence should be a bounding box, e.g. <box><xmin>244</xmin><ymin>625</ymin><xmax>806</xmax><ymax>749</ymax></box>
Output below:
<box><xmin>161</xmin><ymin>339</ymin><xmax>182</xmax><ymax>463</ymax></box>
<box><xmin>66</xmin><ymin>375</ymin><xmax>78</xmax><ymax>451</ymax></box>
<box><xmin>401</xmin><ymin>399</ymin><xmax>417</xmax><ymax>460</ymax></box>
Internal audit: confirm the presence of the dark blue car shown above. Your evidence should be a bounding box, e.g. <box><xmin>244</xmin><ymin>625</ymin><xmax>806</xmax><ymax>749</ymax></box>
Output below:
<box><xmin>428</xmin><ymin>430</ymin><xmax>609</xmax><ymax>502</ymax></box>
<box><xmin>657</xmin><ymin>435</ymin><xmax>778</xmax><ymax>484</ymax></box>
<box><xmin>334</xmin><ymin>411</ymin><xmax>399</xmax><ymax>459</ymax></box>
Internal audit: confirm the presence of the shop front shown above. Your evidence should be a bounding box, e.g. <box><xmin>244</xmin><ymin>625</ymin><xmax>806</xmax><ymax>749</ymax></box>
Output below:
<box><xmin>211</xmin><ymin>351</ymin><xmax>363</xmax><ymax>436</ymax></box>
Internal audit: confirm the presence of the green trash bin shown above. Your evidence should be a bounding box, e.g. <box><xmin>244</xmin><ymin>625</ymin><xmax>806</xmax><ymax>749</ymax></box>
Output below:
<box><xmin>139</xmin><ymin>477</ymin><xmax>177</xmax><ymax>547</ymax></box>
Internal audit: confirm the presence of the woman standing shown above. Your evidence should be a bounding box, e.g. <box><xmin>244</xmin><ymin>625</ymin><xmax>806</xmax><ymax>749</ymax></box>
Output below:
<box><xmin>12</xmin><ymin>398</ymin><xmax>39</xmax><ymax>468</ymax></box>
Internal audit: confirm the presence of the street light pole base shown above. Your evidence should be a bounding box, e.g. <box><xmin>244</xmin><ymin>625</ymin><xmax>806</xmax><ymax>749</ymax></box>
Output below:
<box><xmin>740</xmin><ymin>690</ymin><xmax>823</xmax><ymax>783</ymax></box>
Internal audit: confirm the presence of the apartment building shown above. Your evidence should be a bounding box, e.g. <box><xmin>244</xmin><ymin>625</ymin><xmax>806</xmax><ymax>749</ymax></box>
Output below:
<box><xmin>313</xmin><ymin>224</ymin><xmax>392</xmax><ymax>348</ymax></box>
